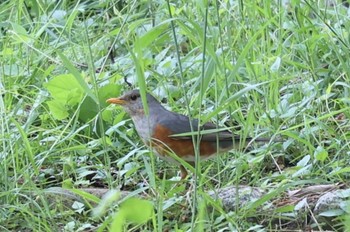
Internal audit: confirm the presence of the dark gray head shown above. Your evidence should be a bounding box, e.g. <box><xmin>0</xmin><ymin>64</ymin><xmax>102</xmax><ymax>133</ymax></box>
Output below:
<box><xmin>106</xmin><ymin>89</ymin><xmax>162</xmax><ymax>116</ymax></box>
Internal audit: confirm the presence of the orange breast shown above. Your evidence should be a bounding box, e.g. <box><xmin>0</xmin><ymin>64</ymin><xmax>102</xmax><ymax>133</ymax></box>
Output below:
<box><xmin>148</xmin><ymin>124</ymin><xmax>217</xmax><ymax>162</ymax></box>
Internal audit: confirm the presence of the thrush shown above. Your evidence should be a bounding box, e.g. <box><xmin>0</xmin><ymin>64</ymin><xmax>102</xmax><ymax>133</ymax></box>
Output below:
<box><xmin>107</xmin><ymin>89</ymin><xmax>269</xmax><ymax>179</ymax></box>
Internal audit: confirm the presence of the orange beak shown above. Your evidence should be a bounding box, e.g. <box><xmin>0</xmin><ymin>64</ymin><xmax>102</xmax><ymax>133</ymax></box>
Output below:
<box><xmin>106</xmin><ymin>98</ymin><xmax>127</xmax><ymax>105</ymax></box>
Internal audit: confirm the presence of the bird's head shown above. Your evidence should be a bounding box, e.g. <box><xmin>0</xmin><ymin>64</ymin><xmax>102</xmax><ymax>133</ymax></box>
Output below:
<box><xmin>107</xmin><ymin>89</ymin><xmax>160</xmax><ymax>116</ymax></box>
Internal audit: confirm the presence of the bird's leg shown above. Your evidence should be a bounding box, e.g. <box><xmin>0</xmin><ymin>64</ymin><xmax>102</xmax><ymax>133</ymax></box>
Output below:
<box><xmin>180</xmin><ymin>165</ymin><xmax>188</xmax><ymax>180</ymax></box>
<box><xmin>180</xmin><ymin>161</ymin><xmax>196</xmax><ymax>180</ymax></box>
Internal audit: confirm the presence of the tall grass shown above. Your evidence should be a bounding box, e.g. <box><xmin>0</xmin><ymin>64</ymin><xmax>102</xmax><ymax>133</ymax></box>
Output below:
<box><xmin>1</xmin><ymin>0</ymin><xmax>350</xmax><ymax>231</ymax></box>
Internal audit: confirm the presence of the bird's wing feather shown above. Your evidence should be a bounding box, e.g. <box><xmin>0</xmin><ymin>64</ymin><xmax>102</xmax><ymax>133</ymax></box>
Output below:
<box><xmin>158</xmin><ymin>111</ymin><xmax>237</xmax><ymax>141</ymax></box>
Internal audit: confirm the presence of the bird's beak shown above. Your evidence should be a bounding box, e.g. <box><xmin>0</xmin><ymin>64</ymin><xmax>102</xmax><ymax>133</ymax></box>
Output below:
<box><xmin>106</xmin><ymin>97</ymin><xmax>126</xmax><ymax>105</ymax></box>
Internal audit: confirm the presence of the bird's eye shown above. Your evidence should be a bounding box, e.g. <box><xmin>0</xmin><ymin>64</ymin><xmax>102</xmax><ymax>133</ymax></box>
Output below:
<box><xmin>130</xmin><ymin>94</ymin><xmax>138</xmax><ymax>101</ymax></box>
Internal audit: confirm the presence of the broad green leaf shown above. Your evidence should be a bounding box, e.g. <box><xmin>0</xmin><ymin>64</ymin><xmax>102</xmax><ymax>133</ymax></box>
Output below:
<box><xmin>45</xmin><ymin>74</ymin><xmax>85</xmax><ymax>120</ymax></box>
<box><xmin>101</xmin><ymin>109</ymin><xmax>113</xmax><ymax>123</ymax></box>
<box><xmin>275</xmin><ymin>205</ymin><xmax>295</xmax><ymax>213</ymax></box>
<box><xmin>119</xmin><ymin>197</ymin><xmax>153</xmax><ymax>224</ymax></box>
<box><xmin>46</xmin><ymin>100</ymin><xmax>69</xmax><ymax>120</ymax></box>
<box><xmin>57</xmin><ymin>51</ymin><xmax>98</xmax><ymax>103</ymax></box>
<box><xmin>61</xmin><ymin>178</ymin><xmax>74</xmax><ymax>189</ymax></box>
<box><xmin>98</xmin><ymin>84</ymin><xmax>122</xmax><ymax>107</ymax></box>
<box><xmin>79</xmin><ymin>96</ymin><xmax>98</xmax><ymax>122</ymax></box>
<box><xmin>94</xmin><ymin>194</ymin><xmax>153</xmax><ymax>232</ymax></box>
<box><xmin>45</xmin><ymin>74</ymin><xmax>84</xmax><ymax>105</ymax></box>
<box><xmin>110</xmin><ymin>212</ymin><xmax>124</xmax><ymax>232</ymax></box>
<box><xmin>319</xmin><ymin>209</ymin><xmax>345</xmax><ymax>217</ymax></box>
<box><xmin>314</xmin><ymin>146</ymin><xmax>328</xmax><ymax>162</ymax></box>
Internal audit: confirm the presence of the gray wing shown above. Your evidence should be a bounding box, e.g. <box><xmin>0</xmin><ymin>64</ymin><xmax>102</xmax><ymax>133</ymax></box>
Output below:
<box><xmin>158</xmin><ymin>111</ymin><xmax>237</xmax><ymax>142</ymax></box>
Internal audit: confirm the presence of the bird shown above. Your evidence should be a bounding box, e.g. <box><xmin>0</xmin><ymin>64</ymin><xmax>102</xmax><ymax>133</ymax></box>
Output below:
<box><xmin>107</xmin><ymin>89</ymin><xmax>269</xmax><ymax>180</ymax></box>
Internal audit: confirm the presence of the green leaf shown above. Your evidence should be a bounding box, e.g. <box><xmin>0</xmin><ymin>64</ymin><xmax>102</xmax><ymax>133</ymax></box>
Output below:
<box><xmin>314</xmin><ymin>146</ymin><xmax>328</xmax><ymax>162</ymax></box>
<box><xmin>110</xmin><ymin>198</ymin><xmax>153</xmax><ymax>232</ymax></box>
<box><xmin>62</xmin><ymin>178</ymin><xmax>74</xmax><ymax>189</ymax></box>
<box><xmin>319</xmin><ymin>209</ymin><xmax>345</xmax><ymax>217</ymax></box>
<box><xmin>101</xmin><ymin>109</ymin><xmax>113</xmax><ymax>122</ymax></box>
<box><xmin>275</xmin><ymin>205</ymin><xmax>295</xmax><ymax>213</ymax></box>
<box><xmin>45</xmin><ymin>74</ymin><xmax>84</xmax><ymax>105</ymax></box>
<box><xmin>45</xmin><ymin>74</ymin><xmax>87</xmax><ymax>120</ymax></box>
<box><xmin>79</xmin><ymin>96</ymin><xmax>98</xmax><ymax>122</ymax></box>
<box><xmin>122</xmin><ymin>198</ymin><xmax>153</xmax><ymax>223</ymax></box>
<box><xmin>297</xmin><ymin>155</ymin><xmax>310</xmax><ymax>167</ymax></box>
<box><xmin>56</xmin><ymin>51</ymin><xmax>98</xmax><ymax>103</ymax></box>
<box><xmin>110</xmin><ymin>212</ymin><xmax>125</xmax><ymax>232</ymax></box>
<box><xmin>270</xmin><ymin>56</ymin><xmax>281</xmax><ymax>72</ymax></box>
<box><xmin>119</xmin><ymin>197</ymin><xmax>153</xmax><ymax>224</ymax></box>
<box><xmin>46</xmin><ymin>100</ymin><xmax>69</xmax><ymax>120</ymax></box>
<box><xmin>98</xmin><ymin>84</ymin><xmax>122</xmax><ymax>107</ymax></box>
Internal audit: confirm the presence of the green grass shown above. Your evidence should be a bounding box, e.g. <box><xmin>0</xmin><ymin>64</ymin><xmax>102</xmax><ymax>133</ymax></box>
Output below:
<box><xmin>1</xmin><ymin>0</ymin><xmax>350</xmax><ymax>231</ymax></box>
